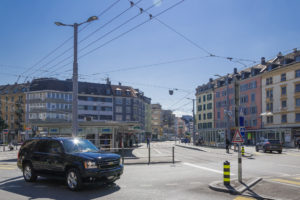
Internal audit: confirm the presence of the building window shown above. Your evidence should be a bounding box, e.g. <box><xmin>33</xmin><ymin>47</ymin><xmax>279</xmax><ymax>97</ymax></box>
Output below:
<box><xmin>198</xmin><ymin>105</ymin><xmax>202</xmax><ymax>111</ymax></box>
<box><xmin>126</xmin><ymin>107</ymin><xmax>131</xmax><ymax>114</ymax></box>
<box><xmin>295</xmin><ymin>83</ymin><xmax>300</xmax><ymax>93</ymax></box>
<box><xmin>281</xmin><ymin>86</ymin><xmax>287</xmax><ymax>95</ymax></box>
<box><xmin>281</xmin><ymin>114</ymin><xmax>287</xmax><ymax>123</ymax></box>
<box><xmin>266</xmin><ymin>102</ymin><xmax>273</xmax><ymax>112</ymax></box>
<box><xmin>198</xmin><ymin>114</ymin><xmax>201</xmax><ymax>121</ymax></box>
<box><xmin>266</xmin><ymin>89</ymin><xmax>273</xmax><ymax>99</ymax></box>
<box><xmin>203</xmin><ymin>95</ymin><xmax>206</xmax><ymax>102</ymax></box>
<box><xmin>266</xmin><ymin>77</ymin><xmax>273</xmax><ymax>85</ymax></box>
<box><xmin>282</xmin><ymin>100</ymin><xmax>287</xmax><ymax>108</ymax></box>
<box><xmin>295</xmin><ymin>69</ymin><xmax>300</xmax><ymax>78</ymax></box>
<box><xmin>216</xmin><ymin>92</ymin><xmax>220</xmax><ymax>98</ymax></box>
<box><xmin>115</xmin><ymin>98</ymin><xmax>122</xmax><ymax>104</ymax></box>
<box><xmin>207</xmin><ymin>103</ymin><xmax>212</xmax><ymax>110</ymax></box>
<box><xmin>296</xmin><ymin>113</ymin><xmax>300</xmax><ymax>122</ymax></box>
<box><xmin>252</xmin><ymin>119</ymin><xmax>257</xmax><ymax>126</ymax></box>
<box><xmin>198</xmin><ymin>123</ymin><xmax>202</xmax><ymax>129</ymax></box>
<box><xmin>250</xmin><ymin>106</ymin><xmax>257</xmax><ymax>114</ymax></box>
<box><xmin>203</xmin><ymin>113</ymin><xmax>206</xmax><ymax>120</ymax></box>
<box><xmin>203</xmin><ymin>104</ymin><xmax>206</xmax><ymax>110</ymax></box>
<box><xmin>116</xmin><ymin>89</ymin><xmax>122</xmax><ymax>96</ymax></box>
<box><xmin>207</xmin><ymin>113</ymin><xmax>212</xmax><ymax>119</ymax></box>
<box><xmin>251</xmin><ymin>93</ymin><xmax>255</xmax><ymax>102</ymax></box>
<box><xmin>116</xmin><ymin>106</ymin><xmax>122</xmax><ymax>113</ymax></box>
<box><xmin>207</xmin><ymin>94</ymin><xmax>212</xmax><ymax>100</ymax></box>
<box><xmin>126</xmin><ymin>115</ymin><xmax>131</xmax><ymax>121</ymax></box>
<box><xmin>267</xmin><ymin>116</ymin><xmax>273</xmax><ymax>124</ymax></box>
<box><xmin>281</xmin><ymin>73</ymin><xmax>286</xmax><ymax>82</ymax></box>
<box><xmin>116</xmin><ymin>115</ymin><xmax>123</xmax><ymax>121</ymax></box>
<box><xmin>296</xmin><ymin>98</ymin><xmax>300</xmax><ymax>107</ymax></box>
<box><xmin>217</xmin><ymin>112</ymin><xmax>220</xmax><ymax>119</ymax></box>
<box><xmin>198</xmin><ymin>97</ymin><xmax>201</xmax><ymax>103</ymax></box>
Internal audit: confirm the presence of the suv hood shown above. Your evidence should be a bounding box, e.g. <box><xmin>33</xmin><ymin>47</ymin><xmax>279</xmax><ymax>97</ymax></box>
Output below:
<box><xmin>72</xmin><ymin>152</ymin><xmax>120</xmax><ymax>161</ymax></box>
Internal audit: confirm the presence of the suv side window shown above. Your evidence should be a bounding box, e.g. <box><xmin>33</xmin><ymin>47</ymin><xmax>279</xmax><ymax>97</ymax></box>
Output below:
<box><xmin>49</xmin><ymin>141</ymin><xmax>63</xmax><ymax>154</ymax></box>
<box><xmin>36</xmin><ymin>140</ymin><xmax>51</xmax><ymax>153</ymax></box>
<box><xmin>21</xmin><ymin>140</ymin><xmax>36</xmax><ymax>151</ymax></box>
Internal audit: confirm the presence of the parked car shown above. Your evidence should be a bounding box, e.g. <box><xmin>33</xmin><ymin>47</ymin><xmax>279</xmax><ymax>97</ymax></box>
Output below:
<box><xmin>256</xmin><ymin>139</ymin><xmax>282</xmax><ymax>153</ymax></box>
<box><xmin>17</xmin><ymin>137</ymin><xmax>123</xmax><ymax>191</ymax></box>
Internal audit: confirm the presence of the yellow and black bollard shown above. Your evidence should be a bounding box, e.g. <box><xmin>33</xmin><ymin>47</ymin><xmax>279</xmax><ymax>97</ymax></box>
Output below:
<box><xmin>223</xmin><ymin>161</ymin><xmax>230</xmax><ymax>185</ymax></box>
<box><xmin>242</xmin><ymin>146</ymin><xmax>245</xmax><ymax>157</ymax></box>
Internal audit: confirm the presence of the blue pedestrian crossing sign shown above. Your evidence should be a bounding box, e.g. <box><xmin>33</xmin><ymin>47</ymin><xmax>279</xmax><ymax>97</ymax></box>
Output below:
<box><xmin>240</xmin><ymin>127</ymin><xmax>245</xmax><ymax>138</ymax></box>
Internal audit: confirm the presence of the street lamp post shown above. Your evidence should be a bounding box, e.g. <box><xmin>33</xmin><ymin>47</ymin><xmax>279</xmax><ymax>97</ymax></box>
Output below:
<box><xmin>55</xmin><ymin>16</ymin><xmax>98</xmax><ymax>137</ymax></box>
<box><xmin>187</xmin><ymin>98</ymin><xmax>196</xmax><ymax>145</ymax></box>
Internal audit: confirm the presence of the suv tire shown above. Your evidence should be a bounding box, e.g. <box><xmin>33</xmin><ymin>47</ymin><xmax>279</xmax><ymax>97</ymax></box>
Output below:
<box><xmin>255</xmin><ymin>146</ymin><xmax>259</xmax><ymax>152</ymax></box>
<box><xmin>66</xmin><ymin>168</ymin><xmax>82</xmax><ymax>191</ymax></box>
<box><xmin>263</xmin><ymin>148</ymin><xmax>266</xmax><ymax>153</ymax></box>
<box><xmin>23</xmin><ymin>163</ymin><xmax>37</xmax><ymax>182</ymax></box>
<box><xmin>278</xmin><ymin>150</ymin><xmax>282</xmax><ymax>154</ymax></box>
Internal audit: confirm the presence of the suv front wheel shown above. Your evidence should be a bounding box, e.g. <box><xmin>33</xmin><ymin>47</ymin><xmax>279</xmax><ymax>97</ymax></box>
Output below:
<box><xmin>66</xmin><ymin>168</ymin><xmax>82</xmax><ymax>191</ymax></box>
<box><xmin>23</xmin><ymin>163</ymin><xmax>37</xmax><ymax>182</ymax></box>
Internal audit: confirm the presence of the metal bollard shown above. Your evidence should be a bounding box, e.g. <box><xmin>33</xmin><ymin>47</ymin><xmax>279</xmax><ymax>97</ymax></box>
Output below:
<box><xmin>148</xmin><ymin>146</ymin><xmax>151</xmax><ymax>165</ymax></box>
<box><xmin>223</xmin><ymin>161</ymin><xmax>230</xmax><ymax>185</ymax></box>
<box><xmin>242</xmin><ymin>146</ymin><xmax>245</xmax><ymax>157</ymax></box>
<box><xmin>172</xmin><ymin>146</ymin><xmax>175</xmax><ymax>164</ymax></box>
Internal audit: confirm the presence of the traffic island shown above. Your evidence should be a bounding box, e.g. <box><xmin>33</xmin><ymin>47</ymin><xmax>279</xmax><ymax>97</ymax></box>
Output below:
<box><xmin>209</xmin><ymin>177</ymin><xmax>262</xmax><ymax>196</ymax></box>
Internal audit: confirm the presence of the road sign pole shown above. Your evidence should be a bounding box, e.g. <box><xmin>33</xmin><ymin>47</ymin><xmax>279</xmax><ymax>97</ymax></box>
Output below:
<box><xmin>238</xmin><ymin>143</ymin><xmax>242</xmax><ymax>182</ymax></box>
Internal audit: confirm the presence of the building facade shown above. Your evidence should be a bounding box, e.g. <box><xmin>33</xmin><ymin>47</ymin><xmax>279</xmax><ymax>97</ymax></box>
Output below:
<box><xmin>196</xmin><ymin>79</ymin><xmax>215</xmax><ymax>130</ymax></box>
<box><xmin>151</xmin><ymin>103</ymin><xmax>162</xmax><ymax>139</ymax></box>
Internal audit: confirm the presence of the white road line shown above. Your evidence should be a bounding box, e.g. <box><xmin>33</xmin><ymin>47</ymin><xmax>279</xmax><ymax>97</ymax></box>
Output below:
<box><xmin>190</xmin><ymin>182</ymin><xmax>202</xmax><ymax>185</ymax></box>
<box><xmin>153</xmin><ymin>149</ymin><xmax>162</xmax><ymax>154</ymax></box>
<box><xmin>183</xmin><ymin>162</ymin><xmax>235</xmax><ymax>175</ymax></box>
<box><xmin>165</xmin><ymin>183</ymin><xmax>178</xmax><ymax>186</ymax></box>
<box><xmin>140</xmin><ymin>184</ymin><xmax>152</xmax><ymax>187</ymax></box>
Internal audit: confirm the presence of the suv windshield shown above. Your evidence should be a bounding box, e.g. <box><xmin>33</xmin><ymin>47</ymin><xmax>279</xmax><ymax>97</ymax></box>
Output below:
<box><xmin>62</xmin><ymin>138</ymin><xmax>99</xmax><ymax>153</ymax></box>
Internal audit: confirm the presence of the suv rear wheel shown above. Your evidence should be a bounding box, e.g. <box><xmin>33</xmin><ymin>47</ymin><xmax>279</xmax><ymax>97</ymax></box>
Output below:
<box><xmin>23</xmin><ymin>163</ymin><xmax>37</xmax><ymax>182</ymax></box>
<box><xmin>66</xmin><ymin>168</ymin><xmax>82</xmax><ymax>191</ymax></box>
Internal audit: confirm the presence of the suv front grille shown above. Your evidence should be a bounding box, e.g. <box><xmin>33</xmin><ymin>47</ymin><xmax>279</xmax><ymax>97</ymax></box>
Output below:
<box><xmin>98</xmin><ymin>159</ymin><xmax>120</xmax><ymax>169</ymax></box>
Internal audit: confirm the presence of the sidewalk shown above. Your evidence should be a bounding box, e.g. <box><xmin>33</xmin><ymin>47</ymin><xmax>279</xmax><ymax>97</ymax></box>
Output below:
<box><xmin>209</xmin><ymin>175</ymin><xmax>300</xmax><ymax>200</ymax></box>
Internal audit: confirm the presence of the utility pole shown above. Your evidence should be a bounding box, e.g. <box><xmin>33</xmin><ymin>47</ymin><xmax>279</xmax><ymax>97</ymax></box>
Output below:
<box><xmin>226</xmin><ymin>74</ymin><xmax>230</xmax><ymax>141</ymax></box>
<box><xmin>55</xmin><ymin>16</ymin><xmax>98</xmax><ymax>137</ymax></box>
<box><xmin>187</xmin><ymin>98</ymin><xmax>196</xmax><ymax>145</ymax></box>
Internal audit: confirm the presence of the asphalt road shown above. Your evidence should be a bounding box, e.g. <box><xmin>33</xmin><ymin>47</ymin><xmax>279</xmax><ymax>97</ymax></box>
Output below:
<box><xmin>0</xmin><ymin>141</ymin><xmax>299</xmax><ymax>200</ymax></box>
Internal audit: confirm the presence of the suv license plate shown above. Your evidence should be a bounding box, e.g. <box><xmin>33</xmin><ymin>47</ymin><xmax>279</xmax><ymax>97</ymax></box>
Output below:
<box><xmin>107</xmin><ymin>176</ymin><xmax>114</xmax><ymax>180</ymax></box>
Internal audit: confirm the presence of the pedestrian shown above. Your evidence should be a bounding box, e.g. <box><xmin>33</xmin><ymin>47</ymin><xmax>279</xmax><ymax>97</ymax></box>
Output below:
<box><xmin>147</xmin><ymin>137</ymin><xmax>150</xmax><ymax>148</ymax></box>
<box><xmin>226</xmin><ymin>138</ymin><xmax>230</xmax><ymax>153</ymax></box>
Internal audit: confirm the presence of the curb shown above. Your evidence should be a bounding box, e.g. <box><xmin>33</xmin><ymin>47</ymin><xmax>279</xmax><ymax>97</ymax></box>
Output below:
<box><xmin>175</xmin><ymin>144</ymin><xmax>206</xmax><ymax>152</ymax></box>
<box><xmin>209</xmin><ymin>177</ymin><xmax>262</xmax><ymax>195</ymax></box>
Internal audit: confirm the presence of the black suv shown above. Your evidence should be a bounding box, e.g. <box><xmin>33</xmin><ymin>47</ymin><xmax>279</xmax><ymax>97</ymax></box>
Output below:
<box><xmin>17</xmin><ymin>137</ymin><xmax>123</xmax><ymax>190</ymax></box>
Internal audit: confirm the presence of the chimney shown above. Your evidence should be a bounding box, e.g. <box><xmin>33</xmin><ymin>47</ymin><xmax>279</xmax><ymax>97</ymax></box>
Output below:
<box><xmin>118</xmin><ymin>82</ymin><xmax>122</xmax><ymax>86</ymax></box>
<box><xmin>294</xmin><ymin>48</ymin><xmax>298</xmax><ymax>53</ymax></box>
<box><xmin>106</xmin><ymin>78</ymin><xmax>111</xmax><ymax>85</ymax></box>
<box><xmin>277</xmin><ymin>52</ymin><xmax>283</xmax><ymax>59</ymax></box>
<box><xmin>209</xmin><ymin>78</ymin><xmax>213</xmax><ymax>82</ymax></box>
<box><xmin>233</xmin><ymin>68</ymin><xmax>238</xmax><ymax>74</ymax></box>
<box><xmin>261</xmin><ymin>57</ymin><xmax>266</xmax><ymax>65</ymax></box>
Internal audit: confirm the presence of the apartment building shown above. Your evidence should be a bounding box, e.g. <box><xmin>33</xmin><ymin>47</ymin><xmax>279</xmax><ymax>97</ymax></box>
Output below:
<box><xmin>196</xmin><ymin>79</ymin><xmax>215</xmax><ymax>130</ymax></box>
<box><xmin>261</xmin><ymin>51</ymin><xmax>300</xmax><ymax>146</ymax></box>
<box><xmin>151</xmin><ymin>103</ymin><xmax>162</xmax><ymax>139</ymax></box>
<box><xmin>0</xmin><ymin>83</ymin><xmax>29</xmax><ymax>142</ymax></box>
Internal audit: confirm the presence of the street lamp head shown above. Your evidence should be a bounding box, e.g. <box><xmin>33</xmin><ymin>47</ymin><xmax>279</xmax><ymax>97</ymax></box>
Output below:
<box><xmin>54</xmin><ymin>22</ymin><xmax>65</xmax><ymax>26</ymax></box>
<box><xmin>87</xmin><ymin>16</ymin><xmax>98</xmax><ymax>22</ymax></box>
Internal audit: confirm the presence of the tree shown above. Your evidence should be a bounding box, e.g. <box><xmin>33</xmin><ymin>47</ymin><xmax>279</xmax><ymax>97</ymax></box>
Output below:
<box><xmin>0</xmin><ymin>116</ymin><xmax>8</xmax><ymax>132</ymax></box>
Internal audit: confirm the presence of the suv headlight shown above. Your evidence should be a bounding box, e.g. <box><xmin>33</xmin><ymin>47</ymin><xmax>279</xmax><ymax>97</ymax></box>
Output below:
<box><xmin>84</xmin><ymin>161</ymin><xmax>98</xmax><ymax>169</ymax></box>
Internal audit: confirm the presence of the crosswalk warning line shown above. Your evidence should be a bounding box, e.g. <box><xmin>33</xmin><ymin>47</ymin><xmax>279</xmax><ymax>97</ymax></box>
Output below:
<box><xmin>234</xmin><ymin>196</ymin><xmax>256</xmax><ymax>200</ymax></box>
<box><xmin>271</xmin><ymin>179</ymin><xmax>300</xmax><ymax>186</ymax></box>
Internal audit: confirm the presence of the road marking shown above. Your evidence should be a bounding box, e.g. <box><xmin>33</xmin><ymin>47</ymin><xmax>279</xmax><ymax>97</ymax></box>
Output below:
<box><xmin>153</xmin><ymin>149</ymin><xmax>162</xmax><ymax>154</ymax></box>
<box><xmin>0</xmin><ymin>167</ymin><xmax>15</xmax><ymax>170</ymax></box>
<box><xmin>140</xmin><ymin>184</ymin><xmax>152</xmax><ymax>187</ymax></box>
<box><xmin>294</xmin><ymin>177</ymin><xmax>300</xmax><ymax>180</ymax></box>
<box><xmin>270</xmin><ymin>179</ymin><xmax>300</xmax><ymax>188</ymax></box>
<box><xmin>189</xmin><ymin>182</ymin><xmax>202</xmax><ymax>185</ymax></box>
<box><xmin>183</xmin><ymin>162</ymin><xmax>235</xmax><ymax>175</ymax></box>
<box><xmin>234</xmin><ymin>196</ymin><xmax>256</xmax><ymax>200</ymax></box>
<box><xmin>277</xmin><ymin>164</ymin><xmax>299</xmax><ymax>168</ymax></box>
<box><xmin>165</xmin><ymin>183</ymin><xmax>178</xmax><ymax>186</ymax></box>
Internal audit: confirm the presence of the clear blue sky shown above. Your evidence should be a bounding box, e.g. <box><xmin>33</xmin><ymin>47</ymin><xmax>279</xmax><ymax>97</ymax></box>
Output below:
<box><xmin>1</xmin><ymin>0</ymin><xmax>300</xmax><ymax>116</ymax></box>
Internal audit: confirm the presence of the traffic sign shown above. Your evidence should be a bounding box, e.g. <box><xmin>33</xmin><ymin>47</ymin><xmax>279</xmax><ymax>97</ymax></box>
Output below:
<box><xmin>232</xmin><ymin>129</ymin><xmax>244</xmax><ymax>143</ymax></box>
<box><xmin>240</xmin><ymin>127</ymin><xmax>245</xmax><ymax>138</ymax></box>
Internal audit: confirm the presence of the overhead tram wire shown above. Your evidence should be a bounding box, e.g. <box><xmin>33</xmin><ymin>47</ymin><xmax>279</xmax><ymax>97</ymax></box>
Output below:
<box><xmin>77</xmin><ymin>55</ymin><xmax>209</xmax><ymax>77</ymax></box>
<box><xmin>21</xmin><ymin>0</ymin><xmax>122</xmax><ymax>79</ymax></box>
<box><xmin>44</xmin><ymin>0</ymin><xmax>171</xmax><ymax>78</ymax></box>
<box><xmin>42</xmin><ymin>0</ymin><xmax>159</xmax><ymax>78</ymax></box>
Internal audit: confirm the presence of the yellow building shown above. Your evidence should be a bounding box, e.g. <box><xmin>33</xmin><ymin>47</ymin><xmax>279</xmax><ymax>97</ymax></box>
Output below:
<box><xmin>195</xmin><ymin>79</ymin><xmax>215</xmax><ymax>131</ymax></box>
<box><xmin>0</xmin><ymin>83</ymin><xmax>29</xmax><ymax>142</ymax></box>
